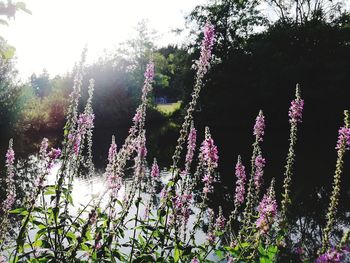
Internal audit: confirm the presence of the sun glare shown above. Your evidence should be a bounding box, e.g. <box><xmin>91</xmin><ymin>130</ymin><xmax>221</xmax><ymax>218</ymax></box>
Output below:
<box><xmin>1</xmin><ymin>0</ymin><xmax>205</xmax><ymax>79</ymax></box>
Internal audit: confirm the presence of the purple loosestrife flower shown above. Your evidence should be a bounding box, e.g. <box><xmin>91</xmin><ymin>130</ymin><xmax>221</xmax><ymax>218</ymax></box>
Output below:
<box><xmin>48</xmin><ymin>148</ymin><xmax>61</xmax><ymax>161</ymax></box>
<box><xmin>108</xmin><ymin>137</ymin><xmax>117</xmax><ymax>163</ymax></box>
<box><xmin>105</xmin><ymin>136</ymin><xmax>121</xmax><ymax>196</ymax></box>
<box><xmin>322</xmin><ymin>111</ymin><xmax>349</xmax><ymax>252</ymax></box>
<box><xmin>3</xmin><ymin>139</ymin><xmax>16</xmax><ymax>211</ymax></box>
<box><xmin>336</xmin><ymin>127</ymin><xmax>350</xmax><ymax>150</ymax></box>
<box><xmin>77</xmin><ymin>113</ymin><xmax>94</xmax><ymax>130</ymax></box>
<box><xmin>185</xmin><ymin>125</ymin><xmax>197</xmax><ymax>166</ymax></box>
<box><xmin>316</xmin><ymin>247</ymin><xmax>349</xmax><ymax>263</ymax></box>
<box><xmin>256</xmin><ymin>187</ymin><xmax>277</xmax><ymax>234</ymax></box>
<box><xmin>254</xmin><ymin>155</ymin><xmax>266</xmax><ymax>192</ymax></box>
<box><xmin>253</xmin><ymin>110</ymin><xmax>265</xmax><ymax>141</ymax></box>
<box><xmin>6</xmin><ymin>145</ymin><xmax>15</xmax><ymax>167</ymax></box>
<box><xmin>35</xmin><ymin>147</ymin><xmax>61</xmax><ymax>188</ymax></box>
<box><xmin>234</xmin><ymin>156</ymin><xmax>246</xmax><ymax>206</ymax></box>
<box><xmin>289</xmin><ymin>97</ymin><xmax>304</xmax><ymax>124</ymax></box>
<box><xmin>144</xmin><ymin>62</ymin><xmax>155</xmax><ymax>80</ymax></box>
<box><xmin>132</xmin><ymin>111</ymin><xmax>142</xmax><ymax>124</ymax></box>
<box><xmin>206</xmin><ymin>208</ymin><xmax>216</xmax><ymax>244</ymax></box>
<box><xmin>200</xmin><ymin>128</ymin><xmax>219</xmax><ymax>168</ymax></box>
<box><xmin>47</xmin><ymin>148</ymin><xmax>61</xmax><ymax>170</ymax></box>
<box><xmin>171</xmin><ymin>24</ymin><xmax>215</xmax><ymax>170</ymax></box>
<box><xmin>197</xmin><ymin>23</ymin><xmax>215</xmax><ymax>75</ymax></box>
<box><xmin>200</xmin><ymin>127</ymin><xmax>219</xmax><ymax>195</ymax></box>
<box><xmin>151</xmin><ymin>158</ymin><xmax>160</xmax><ymax>179</ymax></box>
<box><xmin>69</xmin><ymin>112</ymin><xmax>95</xmax><ymax>155</ymax></box>
<box><xmin>215</xmin><ymin>207</ymin><xmax>226</xmax><ymax>231</ymax></box>
<box><xmin>160</xmin><ymin>186</ymin><xmax>168</xmax><ymax>201</ymax></box>
<box><xmin>3</xmin><ymin>192</ymin><xmax>16</xmax><ymax>211</ymax></box>
<box><xmin>281</xmin><ymin>86</ymin><xmax>304</xmax><ymax>225</ymax></box>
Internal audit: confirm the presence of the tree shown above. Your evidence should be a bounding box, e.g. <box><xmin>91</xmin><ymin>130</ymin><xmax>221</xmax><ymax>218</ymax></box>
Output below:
<box><xmin>187</xmin><ymin>0</ymin><xmax>267</xmax><ymax>55</ymax></box>
<box><xmin>0</xmin><ymin>52</ymin><xmax>22</xmax><ymax>131</ymax></box>
<box><xmin>30</xmin><ymin>70</ymin><xmax>52</xmax><ymax>98</ymax></box>
<box><xmin>266</xmin><ymin>0</ymin><xmax>345</xmax><ymax>24</ymax></box>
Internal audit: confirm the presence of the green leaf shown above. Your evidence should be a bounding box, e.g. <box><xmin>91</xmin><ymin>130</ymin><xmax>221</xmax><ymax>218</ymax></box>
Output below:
<box><xmin>66</xmin><ymin>231</ymin><xmax>77</xmax><ymax>242</ymax></box>
<box><xmin>174</xmin><ymin>245</ymin><xmax>181</xmax><ymax>263</ymax></box>
<box><xmin>9</xmin><ymin>207</ymin><xmax>28</xmax><ymax>215</ymax></box>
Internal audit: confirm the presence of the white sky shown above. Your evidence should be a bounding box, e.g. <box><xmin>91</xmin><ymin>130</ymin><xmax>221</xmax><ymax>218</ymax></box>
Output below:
<box><xmin>1</xmin><ymin>0</ymin><xmax>206</xmax><ymax>80</ymax></box>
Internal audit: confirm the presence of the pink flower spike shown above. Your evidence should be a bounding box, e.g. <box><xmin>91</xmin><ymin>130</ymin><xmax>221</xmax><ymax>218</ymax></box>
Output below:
<box><xmin>144</xmin><ymin>62</ymin><xmax>155</xmax><ymax>81</ymax></box>
<box><xmin>234</xmin><ymin>156</ymin><xmax>246</xmax><ymax>206</ymax></box>
<box><xmin>253</xmin><ymin>110</ymin><xmax>265</xmax><ymax>141</ymax></box>
<box><xmin>151</xmin><ymin>158</ymin><xmax>160</xmax><ymax>179</ymax></box>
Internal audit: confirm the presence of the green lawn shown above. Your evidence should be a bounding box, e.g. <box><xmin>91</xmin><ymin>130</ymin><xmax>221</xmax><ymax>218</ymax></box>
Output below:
<box><xmin>156</xmin><ymin>101</ymin><xmax>181</xmax><ymax>115</ymax></box>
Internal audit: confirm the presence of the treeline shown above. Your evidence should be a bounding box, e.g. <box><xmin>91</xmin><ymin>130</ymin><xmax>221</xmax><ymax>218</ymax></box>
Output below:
<box><xmin>2</xmin><ymin>21</ymin><xmax>190</xmax><ymax>135</ymax></box>
<box><xmin>1</xmin><ymin>0</ymin><xmax>350</xmax><ymax>151</ymax></box>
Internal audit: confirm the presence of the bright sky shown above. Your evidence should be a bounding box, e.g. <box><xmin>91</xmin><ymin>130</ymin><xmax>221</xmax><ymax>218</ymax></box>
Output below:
<box><xmin>1</xmin><ymin>0</ymin><xmax>206</xmax><ymax>80</ymax></box>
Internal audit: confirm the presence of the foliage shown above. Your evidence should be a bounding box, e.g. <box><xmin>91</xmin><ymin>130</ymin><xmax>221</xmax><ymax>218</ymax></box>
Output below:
<box><xmin>0</xmin><ymin>53</ymin><xmax>22</xmax><ymax>131</ymax></box>
<box><xmin>0</xmin><ymin>23</ymin><xmax>349</xmax><ymax>263</ymax></box>
<box><xmin>0</xmin><ymin>0</ymin><xmax>31</xmax><ymax>59</ymax></box>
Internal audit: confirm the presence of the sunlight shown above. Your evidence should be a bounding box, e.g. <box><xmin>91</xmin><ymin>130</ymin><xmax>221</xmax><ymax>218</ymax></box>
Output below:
<box><xmin>1</xmin><ymin>0</ymin><xmax>205</xmax><ymax>79</ymax></box>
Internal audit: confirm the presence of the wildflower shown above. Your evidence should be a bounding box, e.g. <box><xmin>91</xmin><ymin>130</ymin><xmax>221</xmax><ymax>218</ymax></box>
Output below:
<box><xmin>289</xmin><ymin>97</ymin><xmax>304</xmax><ymax>124</ymax></box>
<box><xmin>144</xmin><ymin>62</ymin><xmax>155</xmax><ymax>81</ymax></box>
<box><xmin>227</xmin><ymin>256</ymin><xmax>234</xmax><ymax>263</ymax></box>
<box><xmin>3</xmin><ymin>139</ymin><xmax>16</xmax><ymax>211</ymax></box>
<box><xmin>185</xmin><ymin>124</ymin><xmax>197</xmax><ymax>166</ymax></box>
<box><xmin>199</xmin><ymin>128</ymin><xmax>218</xmax><ymax>195</ymax></box>
<box><xmin>181</xmin><ymin>193</ymin><xmax>192</xmax><ymax>225</ymax></box>
<box><xmin>160</xmin><ymin>186</ymin><xmax>168</xmax><ymax>200</ymax></box>
<box><xmin>253</xmin><ymin>110</ymin><xmax>265</xmax><ymax>141</ymax></box>
<box><xmin>48</xmin><ymin>148</ymin><xmax>61</xmax><ymax>161</ymax></box>
<box><xmin>336</xmin><ymin>126</ymin><xmax>350</xmax><ymax>150</ymax></box>
<box><xmin>95</xmin><ymin>242</ymin><xmax>102</xmax><ymax>250</ymax></box>
<box><xmin>281</xmin><ymin>85</ymin><xmax>303</xmax><ymax>226</ymax></box>
<box><xmin>214</xmin><ymin>207</ymin><xmax>226</xmax><ymax>231</ymax></box>
<box><xmin>151</xmin><ymin>158</ymin><xmax>160</xmax><ymax>179</ymax></box>
<box><xmin>206</xmin><ymin>208</ymin><xmax>217</xmax><ymax>244</ymax></box>
<box><xmin>256</xmin><ymin>183</ymin><xmax>277</xmax><ymax>234</ymax></box>
<box><xmin>322</xmin><ymin>111</ymin><xmax>350</xmax><ymax>252</ymax></box>
<box><xmin>77</xmin><ymin>112</ymin><xmax>94</xmax><ymax>130</ymax></box>
<box><xmin>234</xmin><ymin>156</ymin><xmax>246</xmax><ymax>206</ymax></box>
<box><xmin>108</xmin><ymin>137</ymin><xmax>117</xmax><ymax>162</ymax></box>
<box><xmin>295</xmin><ymin>246</ymin><xmax>304</xmax><ymax>256</ymax></box>
<box><xmin>254</xmin><ymin>155</ymin><xmax>266</xmax><ymax>192</ymax></box>
<box><xmin>3</xmin><ymin>191</ymin><xmax>16</xmax><ymax>211</ymax></box>
<box><xmin>198</xmin><ymin>23</ymin><xmax>215</xmax><ymax>75</ymax></box>
<box><xmin>200</xmin><ymin>128</ymin><xmax>219</xmax><ymax>168</ymax></box>
<box><xmin>6</xmin><ymin>145</ymin><xmax>15</xmax><ymax>167</ymax></box>
<box><xmin>191</xmin><ymin>258</ymin><xmax>199</xmax><ymax>263</ymax></box>
<box><xmin>132</xmin><ymin>111</ymin><xmax>142</xmax><ymax>124</ymax></box>
<box><xmin>316</xmin><ymin>247</ymin><xmax>349</xmax><ymax>263</ymax></box>
<box><xmin>106</xmin><ymin>136</ymin><xmax>121</xmax><ymax>195</ymax></box>
<box><xmin>206</xmin><ymin>231</ymin><xmax>216</xmax><ymax>244</ymax></box>
<box><xmin>171</xmin><ymin>24</ymin><xmax>215</xmax><ymax>169</ymax></box>
<box><xmin>68</xmin><ymin>112</ymin><xmax>95</xmax><ymax>155</ymax></box>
